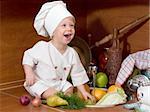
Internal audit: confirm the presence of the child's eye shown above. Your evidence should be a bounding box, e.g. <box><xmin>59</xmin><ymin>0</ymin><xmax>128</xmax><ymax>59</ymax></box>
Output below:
<box><xmin>62</xmin><ymin>24</ymin><xmax>66</xmax><ymax>27</ymax></box>
<box><xmin>70</xmin><ymin>24</ymin><xmax>74</xmax><ymax>27</ymax></box>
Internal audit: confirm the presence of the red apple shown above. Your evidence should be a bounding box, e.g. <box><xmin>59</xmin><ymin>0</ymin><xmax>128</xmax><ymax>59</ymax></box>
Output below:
<box><xmin>20</xmin><ymin>95</ymin><xmax>30</xmax><ymax>106</ymax></box>
<box><xmin>98</xmin><ymin>51</ymin><xmax>108</xmax><ymax>71</ymax></box>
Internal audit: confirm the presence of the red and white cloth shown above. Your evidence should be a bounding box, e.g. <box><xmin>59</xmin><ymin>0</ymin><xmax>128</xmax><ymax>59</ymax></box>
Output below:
<box><xmin>115</xmin><ymin>49</ymin><xmax>150</xmax><ymax>85</ymax></box>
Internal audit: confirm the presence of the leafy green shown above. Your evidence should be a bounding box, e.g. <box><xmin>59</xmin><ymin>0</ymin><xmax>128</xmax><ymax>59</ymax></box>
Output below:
<box><xmin>57</xmin><ymin>92</ymin><xmax>85</xmax><ymax>109</ymax></box>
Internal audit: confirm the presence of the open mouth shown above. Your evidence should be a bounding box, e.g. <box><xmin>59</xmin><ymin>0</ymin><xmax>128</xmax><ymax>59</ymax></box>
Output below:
<box><xmin>64</xmin><ymin>33</ymin><xmax>72</xmax><ymax>38</ymax></box>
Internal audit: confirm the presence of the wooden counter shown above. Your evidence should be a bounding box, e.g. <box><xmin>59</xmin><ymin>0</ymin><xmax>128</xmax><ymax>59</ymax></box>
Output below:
<box><xmin>0</xmin><ymin>86</ymin><xmax>134</xmax><ymax>112</ymax></box>
<box><xmin>62</xmin><ymin>106</ymin><xmax>133</xmax><ymax>112</ymax></box>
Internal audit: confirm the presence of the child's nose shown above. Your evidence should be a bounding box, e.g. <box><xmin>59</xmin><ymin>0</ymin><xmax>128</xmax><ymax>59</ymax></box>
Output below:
<box><xmin>66</xmin><ymin>27</ymin><xmax>71</xmax><ymax>31</ymax></box>
<box><xmin>66</xmin><ymin>25</ymin><xmax>72</xmax><ymax>30</ymax></box>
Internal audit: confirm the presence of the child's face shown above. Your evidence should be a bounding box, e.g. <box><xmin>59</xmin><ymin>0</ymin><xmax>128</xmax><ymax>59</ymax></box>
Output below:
<box><xmin>52</xmin><ymin>17</ymin><xmax>75</xmax><ymax>45</ymax></box>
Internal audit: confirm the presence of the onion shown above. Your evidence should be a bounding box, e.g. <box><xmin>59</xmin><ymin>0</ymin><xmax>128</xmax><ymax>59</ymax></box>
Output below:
<box><xmin>19</xmin><ymin>95</ymin><xmax>30</xmax><ymax>106</ymax></box>
<box><xmin>31</xmin><ymin>97</ymin><xmax>42</xmax><ymax>107</ymax></box>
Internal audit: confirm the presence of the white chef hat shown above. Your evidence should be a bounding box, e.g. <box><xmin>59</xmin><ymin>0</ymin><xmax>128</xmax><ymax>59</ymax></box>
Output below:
<box><xmin>33</xmin><ymin>1</ymin><xmax>74</xmax><ymax>38</ymax></box>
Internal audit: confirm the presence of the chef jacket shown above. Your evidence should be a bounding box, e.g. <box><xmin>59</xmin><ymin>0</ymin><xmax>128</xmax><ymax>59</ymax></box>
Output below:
<box><xmin>22</xmin><ymin>41</ymin><xmax>89</xmax><ymax>91</ymax></box>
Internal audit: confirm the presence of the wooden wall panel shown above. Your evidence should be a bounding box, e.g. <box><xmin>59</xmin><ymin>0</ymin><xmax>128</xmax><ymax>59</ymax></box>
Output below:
<box><xmin>0</xmin><ymin>0</ymin><xmax>149</xmax><ymax>86</ymax></box>
<box><xmin>0</xmin><ymin>18</ymin><xmax>37</xmax><ymax>83</ymax></box>
<box><xmin>87</xmin><ymin>0</ymin><xmax>149</xmax><ymax>61</ymax></box>
<box><xmin>0</xmin><ymin>0</ymin><xmax>86</xmax><ymax>85</ymax></box>
<box><xmin>0</xmin><ymin>0</ymin><xmax>46</xmax><ymax>84</ymax></box>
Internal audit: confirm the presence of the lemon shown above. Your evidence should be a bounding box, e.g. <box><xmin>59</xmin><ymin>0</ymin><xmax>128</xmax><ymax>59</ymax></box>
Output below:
<box><xmin>107</xmin><ymin>85</ymin><xmax>122</xmax><ymax>93</ymax></box>
<box><xmin>91</xmin><ymin>88</ymin><xmax>107</xmax><ymax>101</ymax></box>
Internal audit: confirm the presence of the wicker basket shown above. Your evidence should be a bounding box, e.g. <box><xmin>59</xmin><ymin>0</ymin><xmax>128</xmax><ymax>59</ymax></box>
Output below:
<box><xmin>106</xmin><ymin>28</ymin><xmax>122</xmax><ymax>85</ymax></box>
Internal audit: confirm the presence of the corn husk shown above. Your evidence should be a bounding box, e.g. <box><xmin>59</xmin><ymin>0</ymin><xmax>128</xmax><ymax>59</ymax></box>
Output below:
<box><xmin>96</xmin><ymin>92</ymin><xmax>127</xmax><ymax>106</ymax></box>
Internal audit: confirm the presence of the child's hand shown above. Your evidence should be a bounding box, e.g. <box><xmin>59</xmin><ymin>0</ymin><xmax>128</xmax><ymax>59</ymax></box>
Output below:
<box><xmin>77</xmin><ymin>84</ymin><xmax>96</xmax><ymax>102</ymax></box>
<box><xmin>115</xmin><ymin>82</ymin><xmax>122</xmax><ymax>87</ymax></box>
<box><xmin>25</xmin><ymin>74</ymin><xmax>36</xmax><ymax>86</ymax></box>
<box><xmin>23</xmin><ymin>65</ymin><xmax>36</xmax><ymax>86</ymax></box>
<box><xmin>82</xmin><ymin>91</ymin><xmax>96</xmax><ymax>102</ymax></box>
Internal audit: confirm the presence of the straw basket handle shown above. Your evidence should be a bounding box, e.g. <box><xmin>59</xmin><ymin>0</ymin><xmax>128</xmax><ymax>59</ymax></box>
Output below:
<box><xmin>111</xmin><ymin>28</ymin><xmax>120</xmax><ymax>50</ymax></box>
<box><xmin>111</xmin><ymin>28</ymin><xmax>120</xmax><ymax>49</ymax></box>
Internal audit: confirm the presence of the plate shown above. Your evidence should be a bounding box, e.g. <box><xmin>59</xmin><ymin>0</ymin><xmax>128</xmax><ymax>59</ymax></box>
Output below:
<box><xmin>90</xmin><ymin>87</ymin><xmax>108</xmax><ymax>91</ymax></box>
<box><xmin>86</xmin><ymin>104</ymin><xmax>114</xmax><ymax>108</ymax></box>
<box><xmin>86</xmin><ymin>102</ymin><xmax>126</xmax><ymax>108</ymax></box>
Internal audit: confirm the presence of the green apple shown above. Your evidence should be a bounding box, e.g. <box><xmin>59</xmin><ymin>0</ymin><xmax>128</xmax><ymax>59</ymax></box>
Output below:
<box><xmin>96</xmin><ymin>72</ymin><xmax>108</xmax><ymax>88</ymax></box>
